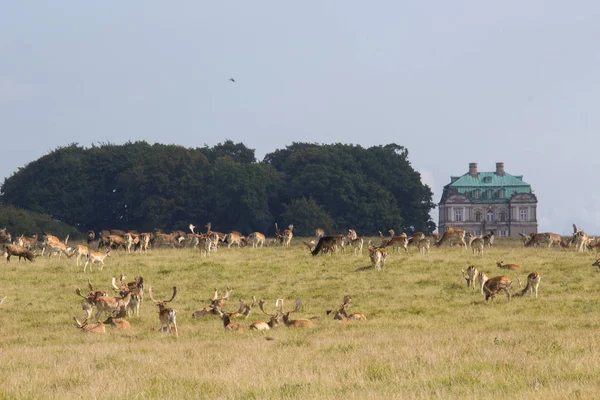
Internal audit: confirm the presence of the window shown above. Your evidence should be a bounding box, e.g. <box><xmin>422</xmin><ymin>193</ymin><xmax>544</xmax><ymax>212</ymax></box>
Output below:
<box><xmin>486</xmin><ymin>211</ymin><xmax>495</xmax><ymax>222</ymax></box>
<box><xmin>499</xmin><ymin>212</ymin><xmax>507</xmax><ymax>222</ymax></box>
<box><xmin>454</xmin><ymin>209</ymin><xmax>462</xmax><ymax>222</ymax></box>
<box><xmin>500</xmin><ymin>230</ymin><xmax>509</xmax><ymax>237</ymax></box>
<box><xmin>474</xmin><ymin>211</ymin><xmax>481</xmax><ymax>222</ymax></box>
<box><xmin>498</xmin><ymin>189</ymin><xmax>505</xmax><ymax>198</ymax></box>
<box><xmin>474</xmin><ymin>190</ymin><xmax>480</xmax><ymax>199</ymax></box>
<box><xmin>474</xmin><ymin>230</ymin><xmax>481</xmax><ymax>237</ymax></box>
<box><xmin>519</xmin><ymin>208</ymin><xmax>528</xmax><ymax>221</ymax></box>
<box><xmin>487</xmin><ymin>189</ymin><xmax>493</xmax><ymax>199</ymax></box>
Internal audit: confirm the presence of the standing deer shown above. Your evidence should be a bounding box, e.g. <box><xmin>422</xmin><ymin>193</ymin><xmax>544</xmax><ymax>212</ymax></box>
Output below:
<box><xmin>514</xmin><ymin>272</ymin><xmax>541</xmax><ymax>298</ymax></box>
<box><xmin>380</xmin><ymin>230</ymin><xmax>408</xmax><ymax>254</ymax></box>
<box><xmin>418</xmin><ymin>238</ymin><xmax>430</xmax><ymax>255</ymax></box>
<box><xmin>368</xmin><ymin>245</ymin><xmax>388</xmax><ymax>271</ymax></box>
<box><xmin>573</xmin><ymin>224</ymin><xmax>590</xmax><ymax>252</ymax></box>
<box><xmin>477</xmin><ymin>271</ymin><xmax>489</xmax><ymax>295</ymax></box>
<box><xmin>246</xmin><ymin>232</ymin><xmax>266</xmax><ymax>248</ymax></box>
<box><xmin>283</xmin><ymin>225</ymin><xmax>294</xmax><ymax>247</ymax></box>
<box><xmin>84</xmin><ymin>249</ymin><xmax>111</xmax><ymax>272</ymax></box>
<box><xmin>149</xmin><ymin>286</ymin><xmax>178</xmax><ymax>337</ymax></box>
<box><xmin>347</xmin><ymin>229</ymin><xmax>364</xmax><ymax>256</ymax></box>
<box><xmin>461</xmin><ymin>266</ymin><xmax>478</xmax><ymax>290</ymax></box>
<box><xmin>483</xmin><ymin>276</ymin><xmax>513</xmax><ymax>302</ymax></box>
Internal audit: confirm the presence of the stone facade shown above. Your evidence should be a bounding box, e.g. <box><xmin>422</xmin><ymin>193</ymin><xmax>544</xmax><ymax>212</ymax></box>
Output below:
<box><xmin>438</xmin><ymin>162</ymin><xmax>538</xmax><ymax>238</ymax></box>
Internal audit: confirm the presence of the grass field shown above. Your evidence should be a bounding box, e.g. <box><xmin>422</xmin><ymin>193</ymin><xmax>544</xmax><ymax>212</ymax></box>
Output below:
<box><xmin>1</xmin><ymin>238</ymin><xmax>600</xmax><ymax>399</ymax></box>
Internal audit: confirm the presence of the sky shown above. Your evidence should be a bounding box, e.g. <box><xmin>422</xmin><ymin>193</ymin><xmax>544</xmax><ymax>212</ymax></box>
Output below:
<box><xmin>2</xmin><ymin>1</ymin><xmax>600</xmax><ymax>234</ymax></box>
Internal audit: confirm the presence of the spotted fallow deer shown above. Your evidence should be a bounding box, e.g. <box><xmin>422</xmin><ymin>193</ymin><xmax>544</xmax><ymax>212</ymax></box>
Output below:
<box><xmin>407</xmin><ymin>232</ymin><xmax>426</xmax><ymax>249</ymax></box>
<box><xmin>470</xmin><ymin>237</ymin><xmax>484</xmax><ymax>256</ymax></box>
<box><xmin>282</xmin><ymin>299</ymin><xmax>314</xmax><ymax>328</ymax></box>
<box><xmin>434</xmin><ymin>227</ymin><xmax>467</xmax><ymax>248</ymax></box>
<box><xmin>347</xmin><ymin>229</ymin><xmax>364</xmax><ymax>256</ymax></box>
<box><xmin>225</xmin><ymin>231</ymin><xmax>245</xmax><ymax>248</ymax></box>
<box><xmin>73</xmin><ymin>317</ymin><xmax>106</xmax><ymax>333</ymax></box>
<box><xmin>191</xmin><ymin>286</ymin><xmax>233</xmax><ymax>318</ymax></box>
<box><xmin>4</xmin><ymin>244</ymin><xmax>35</xmax><ymax>263</ymax></box>
<box><xmin>327</xmin><ymin>295</ymin><xmax>366</xmax><ymax>322</ymax></box>
<box><xmin>496</xmin><ymin>260</ymin><xmax>522</xmax><ymax>270</ymax></box>
<box><xmin>573</xmin><ymin>224</ymin><xmax>590</xmax><ymax>252</ymax></box>
<box><xmin>246</xmin><ymin>232</ymin><xmax>266</xmax><ymax>248</ymax></box>
<box><xmin>368</xmin><ymin>245</ymin><xmax>388</xmax><ymax>271</ymax></box>
<box><xmin>221</xmin><ymin>312</ymin><xmax>245</xmax><ymax>332</ymax></box>
<box><xmin>418</xmin><ymin>238</ymin><xmax>430</xmax><ymax>255</ymax></box>
<box><xmin>149</xmin><ymin>286</ymin><xmax>178</xmax><ymax>337</ymax></box>
<box><xmin>380</xmin><ymin>230</ymin><xmax>408</xmax><ymax>254</ymax></box>
<box><xmin>477</xmin><ymin>271</ymin><xmax>489</xmax><ymax>295</ymax></box>
<box><xmin>282</xmin><ymin>225</ymin><xmax>294</xmax><ymax>247</ymax></box>
<box><xmin>514</xmin><ymin>271</ymin><xmax>541</xmax><ymax>298</ymax></box>
<box><xmin>249</xmin><ymin>299</ymin><xmax>283</xmax><ymax>331</ymax></box>
<box><xmin>84</xmin><ymin>249</ymin><xmax>111</xmax><ymax>272</ymax></box>
<box><xmin>461</xmin><ymin>266</ymin><xmax>478</xmax><ymax>290</ymax></box>
<box><xmin>123</xmin><ymin>232</ymin><xmax>140</xmax><ymax>253</ymax></box>
<box><xmin>482</xmin><ymin>232</ymin><xmax>495</xmax><ymax>247</ymax></box>
<box><xmin>112</xmin><ymin>275</ymin><xmax>144</xmax><ymax>317</ymax></box>
<box><xmin>483</xmin><ymin>276</ymin><xmax>513</xmax><ymax>302</ymax></box>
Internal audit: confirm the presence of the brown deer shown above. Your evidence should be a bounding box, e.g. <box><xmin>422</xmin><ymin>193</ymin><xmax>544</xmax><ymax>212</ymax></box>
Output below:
<box><xmin>514</xmin><ymin>271</ymin><xmax>541</xmax><ymax>298</ymax></box>
<box><xmin>380</xmin><ymin>230</ymin><xmax>408</xmax><ymax>254</ymax></box>
<box><xmin>84</xmin><ymin>249</ymin><xmax>111</xmax><ymax>272</ymax></box>
<box><xmin>249</xmin><ymin>299</ymin><xmax>283</xmax><ymax>331</ymax></box>
<box><xmin>434</xmin><ymin>227</ymin><xmax>467</xmax><ymax>248</ymax></box>
<box><xmin>477</xmin><ymin>271</ymin><xmax>489</xmax><ymax>295</ymax></box>
<box><xmin>112</xmin><ymin>275</ymin><xmax>144</xmax><ymax>317</ymax></box>
<box><xmin>461</xmin><ymin>266</ymin><xmax>478</xmax><ymax>290</ymax></box>
<box><xmin>221</xmin><ymin>312</ymin><xmax>245</xmax><ymax>332</ymax></box>
<box><xmin>191</xmin><ymin>286</ymin><xmax>233</xmax><ymax>318</ymax></box>
<box><xmin>347</xmin><ymin>229</ymin><xmax>364</xmax><ymax>256</ymax></box>
<box><xmin>470</xmin><ymin>237</ymin><xmax>484</xmax><ymax>256</ymax></box>
<box><xmin>496</xmin><ymin>260</ymin><xmax>522</xmax><ymax>271</ymax></box>
<box><xmin>149</xmin><ymin>286</ymin><xmax>178</xmax><ymax>337</ymax></box>
<box><xmin>406</xmin><ymin>232</ymin><xmax>426</xmax><ymax>250</ymax></box>
<box><xmin>327</xmin><ymin>295</ymin><xmax>366</xmax><ymax>322</ymax></box>
<box><xmin>225</xmin><ymin>231</ymin><xmax>246</xmax><ymax>248</ymax></box>
<box><xmin>573</xmin><ymin>224</ymin><xmax>590</xmax><ymax>252</ymax></box>
<box><xmin>483</xmin><ymin>276</ymin><xmax>513</xmax><ymax>302</ymax></box>
<box><xmin>368</xmin><ymin>245</ymin><xmax>388</xmax><ymax>271</ymax></box>
<box><xmin>283</xmin><ymin>225</ymin><xmax>294</xmax><ymax>247</ymax></box>
<box><xmin>282</xmin><ymin>299</ymin><xmax>314</xmax><ymax>328</ymax></box>
<box><xmin>246</xmin><ymin>232</ymin><xmax>266</xmax><ymax>248</ymax></box>
<box><xmin>482</xmin><ymin>232</ymin><xmax>495</xmax><ymax>247</ymax></box>
<box><xmin>4</xmin><ymin>244</ymin><xmax>36</xmax><ymax>263</ymax></box>
<box><xmin>73</xmin><ymin>317</ymin><xmax>106</xmax><ymax>333</ymax></box>
<box><xmin>73</xmin><ymin>245</ymin><xmax>89</xmax><ymax>267</ymax></box>
<box><xmin>418</xmin><ymin>238</ymin><xmax>430</xmax><ymax>255</ymax></box>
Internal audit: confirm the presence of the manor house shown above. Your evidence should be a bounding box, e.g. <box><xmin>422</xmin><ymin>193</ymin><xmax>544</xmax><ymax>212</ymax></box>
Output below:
<box><xmin>438</xmin><ymin>162</ymin><xmax>538</xmax><ymax>238</ymax></box>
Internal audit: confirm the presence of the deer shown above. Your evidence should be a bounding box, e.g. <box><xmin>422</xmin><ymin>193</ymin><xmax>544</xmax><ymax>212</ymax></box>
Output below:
<box><xmin>418</xmin><ymin>238</ymin><xmax>430</xmax><ymax>255</ymax></box>
<box><xmin>84</xmin><ymin>249</ymin><xmax>111</xmax><ymax>272</ymax></box>
<box><xmin>149</xmin><ymin>286</ymin><xmax>178</xmax><ymax>337</ymax></box>
<box><xmin>221</xmin><ymin>312</ymin><xmax>245</xmax><ymax>332</ymax></box>
<box><xmin>103</xmin><ymin>308</ymin><xmax>131</xmax><ymax>329</ymax></box>
<box><xmin>282</xmin><ymin>224</ymin><xmax>294</xmax><ymax>247</ymax></box>
<box><xmin>0</xmin><ymin>228</ymin><xmax>12</xmax><ymax>246</ymax></box>
<box><xmin>246</xmin><ymin>232</ymin><xmax>266</xmax><ymax>248</ymax></box>
<box><xmin>16</xmin><ymin>234</ymin><xmax>41</xmax><ymax>252</ymax></box>
<box><xmin>112</xmin><ymin>275</ymin><xmax>144</xmax><ymax>317</ymax></box>
<box><xmin>327</xmin><ymin>295</ymin><xmax>366</xmax><ymax>322</ymax></box>
<box><xmin>282</xmin><ymin>299</ymin><xmax>314</xmax><ymax>328</ymax></box>
<box><xmin>483</xmin><ymin>276</ymin><xmax>513</xmax><ymax>302</ymax></box>
<box><xmin>73</xmin><ymin>317</ymin><xmax>106</xmax><ymax>333</ymax></box>
<box><xmin>573</xmin><ymin>224</ymin><xmax>590</xmax><ymax>252</ymax></box>
<box><xmin>191</xmin><ymin>286</ymin><xmax>233</xmax><ymax>318</ymax></box>
<box><xmin>73</xmin><ymin>245</ymin><xmax>89</xmax><ymax>267</ymax></box>
<box><xmin>346</xmin><ymin>229</ymin><xmax>364</xmax><ymax>256</ymax></box>
<box><xmin>311</xmin><ymin>235</ymin><xmax>344</xmax><ymax>256</ymax></box>
<box><xmin>315</xmin><ymin>228</ymin><xmax>325</xmax><ymax>238</ymax></box>
<box><xmin>380</xmin><ymin>230</ymin><xmax>408</xmax><ymax>254</ymax></box>
<box><xmin>225</xmin><ymin>231</ymin><xmax>245</xmax><ymax>248</ymax></box>
<box><xmin>123</xmin><ymin>232</ymin><xmax>140</xmax><ymax>253</ymax></box>
<box><xmin>434</xmin><ymin>227</ymin><xmax>467</xmax><ymax>248</ymax></box>
<box><xmin>139</xmin><ymin>233</ymin><xmax>151</xmax><ymax>252</ymax></box>
<box><xmin>205</xmin><ymin>222</ymin><xmax>226</xmax><ymax>250</ymax></box>
<box><xmin>90</xmin><ymin>286</ymin><xmax>133</xmax><ymax>322</ymax></box>
<box><xmin>4</xmin><ymin>244</ymin><xmax>36</xmax><ymax>263</ymax></box>
<box><xmin>368</xmin><ymin>245</ymin><xmax>388</xmax><ymax>271</ymax></box>
<box><xmin>42</xmin><ymin>235</ymin><xmax>73</xmax><ymax>259</ymax></box>
<box><xmin>496</xmin><ymin>260</ymin><xmax>522</xmax><ymax>271</ymax></box>
<box><xmin>514</xmin><ymin>271</ymin><xmax>541</xmax><ymax>298</ymax></box>
<box><xmin>470</xmin><ymin>237</ymin><xmax>484</xmax><ymax>256</ymax></box>
<box><xmin>482</xmin><ymin>232</ymin><xmax>495</xmax><ymax>247</ymax></box>
<box><xmin>477</xmin><ymin>271</ymin><xmax>489</xmax><ymax>295</ymax></box>
<box><xmin>75</xmin><ymin>280</ymin><xmax>108</xmax><ymax>319</ymax></box>
<box><xmin>461</xmin><ymin>266</ymin><xmax>478</xmax><ymax>290</ymax></box>
<box><xmin>249</xmin><ymin>299</ymin><xmax>283</xmax><ymax>331</ymax></box>
<box><xmin>406</xmin><ymin>232</ymin><xmax>426</xmax><ymax>250</ymax></box>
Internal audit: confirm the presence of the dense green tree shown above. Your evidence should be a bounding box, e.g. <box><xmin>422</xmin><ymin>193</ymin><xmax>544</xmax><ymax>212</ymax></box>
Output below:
<box><xmin>1</xmin><ymin>141</ymin><xmax>435</xmax><ymax>235</ymax></box>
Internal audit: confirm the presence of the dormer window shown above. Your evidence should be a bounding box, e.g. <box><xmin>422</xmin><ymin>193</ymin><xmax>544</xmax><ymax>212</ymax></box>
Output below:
<box><xmin>474</xmin><ymin>190</ymin><xmax>480</xmax><ymax>199</ymax></box>
<box><xmin>483</xmin><ymin>176</ymin><xmax>492</xmax><ymax>183</ymax></box>
<box><xmin>498</xmin><ymin>189</ymin><xmax>505</xmax><ymax>198</ymax></box>
<box><xmin>487</xmin><ymin>189</ymin><xmax>493</xmax><ymax>199</ymax></box>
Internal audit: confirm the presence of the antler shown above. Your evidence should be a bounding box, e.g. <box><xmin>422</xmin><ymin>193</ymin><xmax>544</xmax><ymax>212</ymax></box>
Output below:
<box><xmin>75</xmin><ymin>288</ymin><xmax>87</xmax><ymax>299</ymax></box>
<box><xmin>287</xmin><ymin>298</ymin><xmax>302</xmax><ymax>314</ymax></box>
<box><xmin>164</xmin><ymin>286</ymin><xmax>177</xmax><ymax>303</ymax></box>
<box><xmin>148</xmin><ymin>287</ymin><xmax>158</xmax><ymax>303</ymax></box>
<box><xmin>87</xmin><ymin>279</ymin><xmax>94</xmax><ymax>292</ymax></box>
<box><xmin>221</xmin><ymin>285</ymin><xmax>233</xmax><ymax>301</ymax></box>
<box><xmin>189</xmin><ymin>223</ymin><xmax>196</xmax><ymax>234</ymax></box>
<box><xmin>259</xmin><ymin>299</ymin><xmax>281</xmax><ymax>317</ymax></box>
<box><xmin>111</xmin><ymin>277</ymin><xmax>122</xmax><ymax>291</ymax></box>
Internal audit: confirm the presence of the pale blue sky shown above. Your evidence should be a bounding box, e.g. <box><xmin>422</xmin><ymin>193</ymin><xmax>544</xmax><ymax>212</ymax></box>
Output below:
<box><xmin>2</xmin><ymin>2</ymin><xmax>600</xmax><ymax>234</ymax></box>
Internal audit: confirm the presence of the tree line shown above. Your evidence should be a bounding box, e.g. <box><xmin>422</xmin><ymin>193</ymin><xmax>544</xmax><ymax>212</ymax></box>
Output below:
<box><xmin>0</xmin><ymin>141</ymin><xmax>436</xmax><ymax>237</ymax></box>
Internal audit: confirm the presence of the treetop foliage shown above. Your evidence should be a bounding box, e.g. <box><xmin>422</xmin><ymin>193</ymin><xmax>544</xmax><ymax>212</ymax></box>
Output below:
<box><xmin>1</xmin><ymin>140</ymin><xmax>435</xmax><ymax>236</ymax></box>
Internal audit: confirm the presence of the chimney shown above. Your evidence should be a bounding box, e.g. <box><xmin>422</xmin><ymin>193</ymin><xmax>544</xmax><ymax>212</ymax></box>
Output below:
<box><xmin>495</xmin><ymin>162</ymin><xmax>505</xmax><ymax>176</ymax></box>
<box><xmin>468</xmin><ymin>162</ymin><xmax>478</xmax><ymax>177</ymax></box>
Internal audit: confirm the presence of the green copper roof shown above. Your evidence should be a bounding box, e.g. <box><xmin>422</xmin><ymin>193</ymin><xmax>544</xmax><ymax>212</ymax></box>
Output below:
<box><xmin>443</xmin><ymin>172</ymin><xmax>532</xmax><ymax>203</ymax></box>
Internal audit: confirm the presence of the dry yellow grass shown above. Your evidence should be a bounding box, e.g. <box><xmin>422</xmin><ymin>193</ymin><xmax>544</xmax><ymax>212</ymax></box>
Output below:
<box><xmin>1</xmin><ymin>238</ymin><xmax>600</xmax><ymax>399</ymax></box>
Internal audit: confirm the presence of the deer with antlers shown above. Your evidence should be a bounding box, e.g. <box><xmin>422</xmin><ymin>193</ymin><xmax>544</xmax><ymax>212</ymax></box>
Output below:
<box><xmin>73</xmin><ymin>317</ymin><xmax>106</xmax><ymax>333</ymax></box>
<box><xmin>346</xmin><ymin>229</ymin><xmax>364</xmax><ymax>256</ymax></box>
<box><xmin>149</xmin><ymin>286</ymin><xmax>178</xmax><ymax>337</ymax></box>
<box><xmin>191</xmin><ymin>286</ymin><xmax>234</xmax><ymax>318</ymax></box>
<box><xmin>86</xmin><ymin>284</ymin><xmax>133</xmax><ymax>322</ymax></box>
<box><xmin>434</xmin><ymin>227</ymin><xmax>467</xmax><ymax>248</ymax></box>
<box><xmin>573</xmin><ymin>224</ymin><xmax>590</xmax><ymax>252</ymax></box>
<box><xmin>461</xmin><ymin>266</ymin><xmax>478</xmax><ymax>290</ymax></box>
<box><xmin>282</xmin><ymin>299</ymin><xmax>314</xmax><ymax>328</ymax></box>
<box><xmin>514</xmin><ymin>271</ymin><xmax>541</xmax><ymax>298</ymax></box>
<box><xmin>249</xmin><ymin>299</ymin><xmax>283</xmax><ymax>331</ymax></box>
<box><xmin>379</xmin><ymin>230</ymin><xmax>408</xmax><ymax>254</ymax></box>
<box><xmin>327</xmin><ymin>295</ymin><xmax>366</xmax><ymax>322</ymax></box>
<box><xmin>75</xmin><ymin>280</ymin><xmax>108</xmax><ymax>320</ymax></box>
<box><xmin>483</xmin><ymin>276</ymin><xmax>513</xmax><ymax>302</ymax></box>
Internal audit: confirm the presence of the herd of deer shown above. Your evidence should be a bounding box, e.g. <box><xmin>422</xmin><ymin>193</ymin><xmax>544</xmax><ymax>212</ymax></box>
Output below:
<box><xmin>71</xmin><ymin>276</ymin><xmax>367</xmax><ymax>335</ymax></box>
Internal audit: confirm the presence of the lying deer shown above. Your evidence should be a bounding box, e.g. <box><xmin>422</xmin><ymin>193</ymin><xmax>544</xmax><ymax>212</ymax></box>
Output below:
<box><xmin>282</xmin><ymin>299</ymin><xmax>314</xmax><ymax>328</ymax></box>
<box><xmin>191</xmin><ymin>286</ymin><xmax>233</xmax><ymax>318</ymax></box>
<box><xmin>496</xmin><ymin>260</ymin><xmax>522</xmax><ymax>270</ymax></box>
<box><xmin>249</xmin><ymin>299</ymin><xmax>282</xmax><ymax>331</ymax></box>
<box><xmin>73</xmin><ymin>317</ymin><xmax>106</xmax><ymax>333</ymax></box>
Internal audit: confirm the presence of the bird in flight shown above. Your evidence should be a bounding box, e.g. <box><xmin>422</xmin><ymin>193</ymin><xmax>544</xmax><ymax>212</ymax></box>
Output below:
<box><xmin>229</xmin><ymin>78</ymin><xmax>236</xmax><ymax>83</ymax></box>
